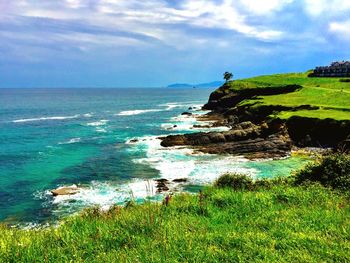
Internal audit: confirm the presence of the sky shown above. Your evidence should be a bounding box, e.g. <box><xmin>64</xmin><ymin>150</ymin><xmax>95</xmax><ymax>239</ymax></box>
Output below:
<box><xmin>1</xmin><ymin>0</ymin><xmax>350</xmax><ymax>88</ymax></box>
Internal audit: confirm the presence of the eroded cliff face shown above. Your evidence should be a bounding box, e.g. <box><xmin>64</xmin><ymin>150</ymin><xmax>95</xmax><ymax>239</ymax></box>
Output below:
<box><xmin>286</xmin><ymin>117</ymin><xmax>350</xmax><ymax>148</ymax></box>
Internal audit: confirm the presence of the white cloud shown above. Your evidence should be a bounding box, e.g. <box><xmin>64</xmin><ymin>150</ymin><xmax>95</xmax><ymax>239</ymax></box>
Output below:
<box><xmin>304</xmin><ymin>0</ymin><xmax>350</xmax><ymax>17</ymax></box>
<box><xmin>179</xmin><ymin>0</ymin><xmax>283</xmax><ymax>40</ymax></box>
<box><xmin>329</xmin><ymin>19</ymin><xmax>350</xmax><ymax>40</ymax></box>
<box><xmin>1</xmin><ymin>0</ymin><xmax>285</xmax><ymax>44</ymax></box>
<box><xmin>65</xmin><ymin>0</ymin><xmax>84</xmax><ymax>9</ymax></box>
<box><xmin>239</xmin><ymin>0</ymin><xmax>294</xmax><ymax>15</ymax></box>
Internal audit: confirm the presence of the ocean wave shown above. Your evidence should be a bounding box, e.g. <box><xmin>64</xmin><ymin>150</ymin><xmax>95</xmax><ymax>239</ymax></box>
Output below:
<box><xmin>86</xmin><ymin>120</ymin><xmax>109</xmax><ymax>126</ymax></box>
<box><xmin>48</xmin><ymin>180</ymin><xmax>159</xmax><ymax>215</ymax></box>
<box><xmin>12</xmin><ymin>113</ymin><xmax>94</xmax><ymax>123</ymax></box>
<box><xmin>159</xmin><ymin>102</ymin><xmax>204</xmax><ymax>111</ymax></box>
<box><xmin>12</xmin><ymin>115</ymin><xmax>81</xmax><ymax>123</ymax></box>
<box><xmin>58</xmin><ymin>138</ymin><xmax>81</xmax><ymax>145</ymax></box>
<box><xmin>161</xmin><ymin>123</ymin><xmax>230</xmax><ymax>132</ymax></box>
<box><xmin>116</xmin><ymin>109</ymin><xmax>163</xmax><ymax>116</ymax></box>
<box><xmin>161</xmin><ymin>111</ymin><xmax>229</xmax><ymax>132</ymax></box>
<box><xmin>130</xmin><ymin>135</ymin><xmax>256</xmax><ymax>185</ymax></box>
<box><xmin>96</xmin><ymin>127</ymin><xmax>107</xmax><ymax>133</ymax></box>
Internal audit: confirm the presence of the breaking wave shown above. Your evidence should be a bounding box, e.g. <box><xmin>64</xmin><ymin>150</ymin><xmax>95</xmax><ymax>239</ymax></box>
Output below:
<box><xmin>116</xmin><ymin>109</ymin><xmax>163</xmax><ymax>116</ymax></box>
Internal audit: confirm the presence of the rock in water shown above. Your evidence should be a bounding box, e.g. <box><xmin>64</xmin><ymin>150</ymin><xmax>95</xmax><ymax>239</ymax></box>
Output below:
<box><xmin>51</xmin><ymin>185</ymin><xmax>79</xmax><ymax>196</ymax></box>
<box><xmin>172</xmin><ymin>178</ymin><xmax>188</xmax><ymax>183</ymax></box>
<box><xmin>155</xmin><ymin>179</ymin><xmax>170</xmax><ymax>193</ymax></box>
<box><xmin>160</xmin><ymin>121</ymin><xmax>292</xmax><ymax>158</ymax></box>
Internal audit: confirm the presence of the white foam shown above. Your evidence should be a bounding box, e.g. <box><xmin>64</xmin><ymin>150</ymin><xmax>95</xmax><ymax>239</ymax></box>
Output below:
<box><xmin>160</xmin><ymin>111</ymin><xmax>229</xmax><ymax>132</ymax></box>
<box><xmin>161</xmin><ymin>123</ymin><xmax>230</xmax><ymax>132</ymax></box>
<box><xmin>58</xmin><ymin>138</ymin><xmax>81</xmax><ymax>145</ymax></box>
<box><xmin>131</xmin><ymin>136</ymin><xmax>256</xmax><ymax>185</ymax></box>
<box><xmin>13</xmin><ymin>115</ymin><xmax>80</xmax><ymax>123</ymax></box>
<box><xmin>116</xmin><ymin>109</ymin><xmax>163</xmax><ymax>116</ymax></box>
<box><xmin>87</xmin><ymin>120</ymin><xmax>109</xmax><ymax>126</ymax></box>
<box><xmin>161</xmin><ymin>123</ymin><xmax>194</xmax><ymax>131</ymax></box>
<box><xmin>159</xmin><ymin>102</ymin><xmax>204</xmax><ymax>111</ymax></box>
<box><xmin>50</xmin><ymin>180</ymin><xmax>158</xmax><ymax>213</ymax></box>
<box><xmin>96</xmin><ymin>127</ymin><xmax>107</xmax><ymax>133</ymax></box>
<box><xmin>83</xmin><ymin>113</ymin><xmax>94</xmax><ymax>118</ymax></box>
<box><xmin>166</xmin><ymin>104</ymin><xmax>180</xmax><ymax>110</ymax></box>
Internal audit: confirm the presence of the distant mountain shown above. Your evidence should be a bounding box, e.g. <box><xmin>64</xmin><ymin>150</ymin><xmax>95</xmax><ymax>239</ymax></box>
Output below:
<box><xmin>167</xmin><ymin>81</ymin><xmax>224</xmax><ymax>88</ymax></box>
<box><xmin>167</xmin><ymin>83</ymin><xmax>193</xmax><ymax>88</ymax></box>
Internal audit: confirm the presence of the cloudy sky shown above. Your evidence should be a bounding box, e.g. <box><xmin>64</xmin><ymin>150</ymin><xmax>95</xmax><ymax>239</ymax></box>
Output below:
<box><xmin>1</xmin><ymin>0</ymin><xmax>350</xmax><ymax>87</ymax></box>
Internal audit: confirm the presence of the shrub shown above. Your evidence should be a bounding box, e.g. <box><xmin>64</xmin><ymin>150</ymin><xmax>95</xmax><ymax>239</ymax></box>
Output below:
<box><xmin>214</xmin><ymin>173</ymin><xmax>254</xmax><ymax>190</ymax></box>
<box><xmin>294</xmin><ymin>153</ymin><xmax>350</xmax><ymax>191</ymax></box>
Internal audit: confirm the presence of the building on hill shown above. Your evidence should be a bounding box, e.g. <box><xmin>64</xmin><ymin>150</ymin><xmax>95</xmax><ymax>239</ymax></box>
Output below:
<box><xmin>310</xmin><ymin>61</ymin><xmax>350</xmax><ymax>77</ymax></box>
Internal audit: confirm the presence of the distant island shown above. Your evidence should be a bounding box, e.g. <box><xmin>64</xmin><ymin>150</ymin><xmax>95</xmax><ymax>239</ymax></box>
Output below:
<box><xmin>167</xmin><ymin>81</ymin><xmax>224</xmax><ymax>88</ymax></box>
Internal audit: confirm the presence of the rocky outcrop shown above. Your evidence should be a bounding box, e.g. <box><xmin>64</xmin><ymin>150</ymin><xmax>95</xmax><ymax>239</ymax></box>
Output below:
<box><xmin>51</xmin><ymin>185</ymin><xmax>79</xmax><ymax>196</ymax></box>
<box><xmin>160</xmin><ymin>80</ymin><xmax>349</xmax><ymax>158</ymax></box>
<box><xmin>161</xmin><ymin>121</ymin><xmax>292</xmax><ymax>158</ymax></box>
<box><xmin>201</xmin><ymin>83</ymin><xmax>350</xmax><ymax>152</ymax></box>
<box><xmin>154</xmin><ymin>178</ymin><xmax>189</xmax><ymax>193</ymax></box>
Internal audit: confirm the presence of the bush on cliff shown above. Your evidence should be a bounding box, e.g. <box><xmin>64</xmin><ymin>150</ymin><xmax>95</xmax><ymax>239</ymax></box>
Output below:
<box><xmin>294</xmin><ymin>153</ymin><xmax>350</xmax><ymax>191</ymax></box>
<box><xmin>214</xmin><ymin>173</ymin><xmax>293</xmax><ymax>191</ymax></box>
<box><xmin>214</xmin><ymin>173</ymin><xmax>254</xmax><ymax>190</ymax></box>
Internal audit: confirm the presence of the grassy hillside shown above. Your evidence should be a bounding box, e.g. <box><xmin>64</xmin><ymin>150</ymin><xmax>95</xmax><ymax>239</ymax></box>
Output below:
<box><xmin>0</xmin><ymin>182</ymin><xmax>349</xmax><ymax>262</ymax></box>
<box><xmin>219</xmin><ymin>72</ymin><xmax>350</xmax><ymax>121</ymax></box>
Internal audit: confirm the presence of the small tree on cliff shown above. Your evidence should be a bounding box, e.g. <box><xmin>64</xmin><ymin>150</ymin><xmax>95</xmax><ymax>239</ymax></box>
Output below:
<box><xmin>223</xmin><ymin>72</ymin><xmax>233</xmax><ymax>83</ymax></box>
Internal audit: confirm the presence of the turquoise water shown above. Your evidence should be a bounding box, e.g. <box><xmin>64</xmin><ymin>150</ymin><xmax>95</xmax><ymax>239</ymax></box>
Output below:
<box><xmin>0</xmin><ymin>88</ymin><xmax>310</xmax><ymax>225</ymax></box>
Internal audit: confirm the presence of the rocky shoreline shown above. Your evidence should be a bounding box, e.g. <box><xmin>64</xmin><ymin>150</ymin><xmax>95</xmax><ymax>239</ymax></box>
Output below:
<box><xmin>161</xmin><ymin>119</ymin><xmax>292</xmax><ymax>159</ymax></box>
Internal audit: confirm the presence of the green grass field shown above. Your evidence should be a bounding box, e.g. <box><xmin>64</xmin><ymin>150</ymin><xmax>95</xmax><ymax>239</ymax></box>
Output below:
<box><xmin>1</xmin><ymin>182</ymin><xmax>349</xmax><ymax>262</ymax></box>
<box><xmin>222</xmin><ymin>72</ymin><xmax>350</xmax><ymax>120</ymax></box>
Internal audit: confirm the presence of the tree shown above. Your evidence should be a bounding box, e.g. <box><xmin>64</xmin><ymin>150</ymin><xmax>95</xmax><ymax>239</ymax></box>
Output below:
<box><xmin>223</xmin><ymin>72</ymin><xmax>233</xmax><ymax>82</ymax></box>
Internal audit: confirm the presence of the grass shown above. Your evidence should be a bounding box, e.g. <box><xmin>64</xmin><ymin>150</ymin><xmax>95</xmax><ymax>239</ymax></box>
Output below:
<box><xmin>277</xmin><ymin>109</ymin><xmax>350</xmax><ymax>121</ymax></box>
<box><xmin>0</xmin><ymin>182</ymin><xmax>349</xmax><ymax>262</ymax></box>
<box><xmin>226</xmin><ymin>72</ymin><xmax>349</xmax><ymax>91</ymax></box>
<box><xmin>217</xmin><ymin>72</ymin><xmax>350</xmax><ymax>121</ymax></box>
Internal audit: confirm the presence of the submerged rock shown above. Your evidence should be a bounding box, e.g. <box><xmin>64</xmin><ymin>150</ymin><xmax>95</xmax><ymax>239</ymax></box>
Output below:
<box><xmin>154</xmin><ymin>178</ymin><xmax>189</xmax><ymax>193</ymax></box>
<box><xmin>181</xmin><ymin>112</ymin><xmax>192</xmax><ymax>116</ymax></box>
<box><xmin>155</xmin><ymin>179</ymin><xmax>170</xmax><ymax>193</ymax></box>
<box><xmin>51</xmin><ymin>185</ymin><xmax>79</xmax><ymax>196</ymax></box>
<box><xmin>193</xmin><ymin>124</ymin><xmax>213</xmax><ymax>129</ymax></box>
<box><xmin>172</xmin><ymin>178</ymin><xmax>188</xmax><ymax>183</ymax></box>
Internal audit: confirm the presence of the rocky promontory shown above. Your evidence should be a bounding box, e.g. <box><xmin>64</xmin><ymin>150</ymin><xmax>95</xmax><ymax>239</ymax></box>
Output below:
<box><xmin>160</xmin><ymin>74</ymin><xmax>350</xmax><ymax>157</ymax></box>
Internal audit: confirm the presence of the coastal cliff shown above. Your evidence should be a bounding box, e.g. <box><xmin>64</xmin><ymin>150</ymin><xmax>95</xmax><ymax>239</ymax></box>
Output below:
<box><xmin>160</xmin><ymin>72</ymin><xmax>350</xmax><ymax>156</ymax></box>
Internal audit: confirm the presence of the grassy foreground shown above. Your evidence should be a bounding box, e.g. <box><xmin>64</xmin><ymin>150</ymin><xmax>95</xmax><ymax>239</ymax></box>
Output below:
<box><xmin>1</xmin><ymin>182</ymin><xmax>349</xmax><ymax>262</ymax></box>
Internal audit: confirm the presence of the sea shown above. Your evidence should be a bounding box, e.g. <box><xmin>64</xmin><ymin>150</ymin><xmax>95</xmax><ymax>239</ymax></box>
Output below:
<box><xmin>0</xmin><ymin>88</ymin><xmax>309</xmax><ymax>226</ymax></box>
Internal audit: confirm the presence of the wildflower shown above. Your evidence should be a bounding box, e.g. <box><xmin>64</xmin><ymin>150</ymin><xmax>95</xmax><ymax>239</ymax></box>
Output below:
<box><xmin>199</xmin><ymin>190</ymin><xmax>204</xmax><ymax>206</ymax></box>
<box><xmin>163</xmin><ymin>194</ymin><xmax>171</xmax><ymax>206</ymax></box>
